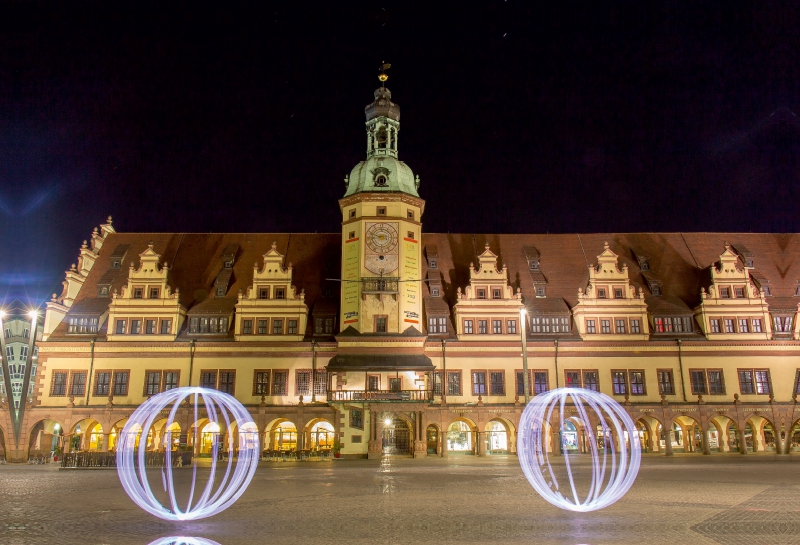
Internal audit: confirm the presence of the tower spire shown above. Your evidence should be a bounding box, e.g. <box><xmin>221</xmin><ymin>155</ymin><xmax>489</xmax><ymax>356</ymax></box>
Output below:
<box><xmin>378</xmin><ymin>61</ymin><xmax>391</xmax><ymax>87</ymax></box>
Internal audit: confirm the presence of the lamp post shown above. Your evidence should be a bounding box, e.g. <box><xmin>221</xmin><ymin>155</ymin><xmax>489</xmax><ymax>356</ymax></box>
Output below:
<box><xmin>520</xmin><ymin>308</ymin><xmax>530</xmax><ymax>403</ymax></box>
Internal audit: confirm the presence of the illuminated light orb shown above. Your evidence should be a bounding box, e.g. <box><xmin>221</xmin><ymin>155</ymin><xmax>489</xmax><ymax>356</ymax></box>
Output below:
<box><xmin>518</xmin><ymin>387</ymin><xmax>641</xmax><ymax>512</ymax></box>
<box><xmin>117</xmin><ymin>387</ymin><xmax>260</xmax><ymax>521</ymax></box>
<box><xmin>147</xmin><ymin>538</ymin><xmax>222</xmax><ymax>545</ymax></box>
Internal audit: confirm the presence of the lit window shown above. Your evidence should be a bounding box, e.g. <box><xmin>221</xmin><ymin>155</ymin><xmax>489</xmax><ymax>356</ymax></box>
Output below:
<box><xmin>507</xmin><ymin>319</ymin><xmax>517</xmax><ymax>334</ymax></box>
<box><xmin>565</xmin><ymin>371</ymin><xmax>581</xmax><ymax>388</ymax></box>
<box><xmin>738</xmin><ymin>319</ymin><xmax>749</xmax><ymax>333</ymax></box>
<box><xmin>612</xmin><ymin>371</ymin><xmax>627</xmax><ymax>395</ymax></box>
<box><xmin>629</xmin><ymin>371</ymin><xmax>645</xmax><ymax>395</ymax></box>
<box><xmin>472</xmin><ymin>371</ymin><xmax>487</xmax><ymax>395</ymax></box>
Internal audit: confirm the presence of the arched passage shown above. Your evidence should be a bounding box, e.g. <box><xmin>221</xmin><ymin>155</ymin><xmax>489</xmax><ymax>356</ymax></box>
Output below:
<box><xmin>304</xmin><ymin>418</ymin><xmax>335</xmax><ymax>451</ymax></box>
<box><xmin>27</xmin><ymin>419</ymin><xmax>64</xmax><ymax>457</ymax></box>
<box><xmin>382</xmin><ymin>415</ymin><xmax>412</xmax><ymax>455</ymax></box>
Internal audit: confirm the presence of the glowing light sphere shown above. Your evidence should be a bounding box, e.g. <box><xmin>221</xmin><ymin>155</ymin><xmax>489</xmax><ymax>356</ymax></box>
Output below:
<box><xmin>117</xmin><ymin>387</ymin><xmax>260</xmax><ymax>521</ymax></box>
<box><xmin>147</xmin><ymin>538</ymin><xmax>222</xmax><ymax>545</ymax></box>
<box><xmin>518</xmin><ymin>387</ymin><xmax>640</xmax><ymax>512</ymax></box>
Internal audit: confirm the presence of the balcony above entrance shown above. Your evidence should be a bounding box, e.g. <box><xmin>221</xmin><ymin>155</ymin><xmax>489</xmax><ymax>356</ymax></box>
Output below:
<box><xmin>328</xmin><ymin>389</ymin><xmax>432</xmax><ymax>402</ymax></box>
<box><xmin>326</xmin><ymin>353</ymin><xmax>433</xmax><ymax>372</ymax></box>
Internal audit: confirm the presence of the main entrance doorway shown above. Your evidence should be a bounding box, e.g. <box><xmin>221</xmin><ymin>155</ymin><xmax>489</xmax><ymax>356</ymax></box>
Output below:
<box><xmin>426</xmin><ymin>425</ymin><xmax>438</xmax><ymax>454</ymax></box>
<box><xmin>382</xmin><ymin>417</ymin><xmax>411</xmax><ymax>455</ymax></box>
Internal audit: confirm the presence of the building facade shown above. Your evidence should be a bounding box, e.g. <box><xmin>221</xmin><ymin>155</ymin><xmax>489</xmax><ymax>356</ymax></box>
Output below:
<box><xmin>5</xmin><ymin>83</ymin><xmax>800</xmax><ymax>462</ymax></box>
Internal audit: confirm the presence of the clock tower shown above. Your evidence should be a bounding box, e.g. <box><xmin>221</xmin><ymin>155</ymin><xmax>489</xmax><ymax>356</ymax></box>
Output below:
<box><xmin>338</xmin><ymin>73</ymin><xmax>424</xmax><ymax>334</ymax></box>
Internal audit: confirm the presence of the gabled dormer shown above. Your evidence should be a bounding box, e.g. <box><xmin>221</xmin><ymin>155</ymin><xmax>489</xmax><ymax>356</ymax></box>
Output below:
<box><xmin>234</xmin><ymin>242</ymin><xmax>308</xmax><ymax>340</ymax></box>
<box><xmin>572</xmin><ymin>242</ymin><xmax>649</xmax><ymax>340</ymax></box>
<box><xmin>694</xmin><ymin>244</ymin><xmax>771</xmax><ymax>340</ymax></box>
<box><xmin>453</xmin><ymin>244</ymin><xmax>523</xmax><ymax>339</ymax></box>
<box><xmin>106</xmin><ymin>243</ymin><xmax>186</xmax><ymax>341</ymax></box>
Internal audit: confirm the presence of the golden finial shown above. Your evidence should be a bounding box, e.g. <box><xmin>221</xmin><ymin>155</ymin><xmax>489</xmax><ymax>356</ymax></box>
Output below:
<box><xmin>378</xmin><ymin>61</ymin><xmax>391</xmax><ymax>84</ymax></box>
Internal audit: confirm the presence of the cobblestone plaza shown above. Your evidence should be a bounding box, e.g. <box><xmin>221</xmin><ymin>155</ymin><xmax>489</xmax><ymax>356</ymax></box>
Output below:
<box><xmin>3</xmin><ymin>454</ymin><xmax>800</xmax><ymax>545</ymax></box>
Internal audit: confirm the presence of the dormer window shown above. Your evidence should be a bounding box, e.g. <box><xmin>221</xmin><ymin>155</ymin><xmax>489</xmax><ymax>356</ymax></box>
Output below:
<box><xmin>275</xmin><ymin>287</ymin><xmax>286</xmax><ymax>300</ymax></box>
<box><xmin>529</xmin><ymin>260</ymin><xmax>539</xmax><ymax>271</ymax></box>
<box><xmin>745</xmin><ymin>258</ymin><xmax>754</xmax><ymax>268</ymax></box>
<box><xmin>597</xmin><ymin>288</ymin><xmax>607</xmax><ymax>299</ymax></box>
<box><xmin>259</xmin><ymin>287</ymin><xmax>269</xmax><ymax>299</ymax></box>
<box><xmin>536</xmin><ymin>286</ymin><xmax>546</xmax><ymax>297</ymax></box>
<box><xmin>652</xmin><ymin>285</ymin><xmax>662</xmax><ymax>296</ymax></box>
<box><xmin>431</xmin><ymin>287</ymin><xmax>440</xmax><ymax>297</ymax></box>
<box><xmin>377</xmin><ymin>207</ymin><xmax>386</xmax><ymax>216</ymax></box>
<box><xmin>112</xmin><ymin>260</ymin><xmax>121</xmax><ymax>269</ymax></box>
<box><xmin>795</xmin><ymin>285</ymin><xmax>800</xmax><ymax>297</ymax></box>
<box><xmin>98</xmin><ymin>286</ymin><xmax>109</xmax><ymax>297</ymax></box>
<box><xmin>133</xmin><ymin>288</ymin><xmax>143</xmax><ymax>299</ymax></box>
<box><xmin>429</xmin><ymin>259</ymin><xmax>437</xmax><ymax>269</ymax></box>
<box><xmin>224</xmin><ymin>260</ymin><xmax>234</xmax><ymax>269</ymax></box>
<box><xmin>762</xmin><ymin>285</ymin><xmax>772</xmax><ymax>296</ymax></box>
<box><xmin>149</xmin><ymin>287</ymin><xmax>160</xmax><ymax>299</ymax></box>
<box><xmin>641</xmin><ymin>262</ymin><xmax>650</xmax><ymax>271</ymax></box>
<box><xmin>216</xmin><ymin>287</ymin><xmax>225</xmax><ymax>297</ymax></box>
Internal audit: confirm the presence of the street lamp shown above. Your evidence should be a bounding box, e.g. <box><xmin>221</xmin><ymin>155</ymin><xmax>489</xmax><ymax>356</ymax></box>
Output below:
<box><xmin>520</xmin><ymin>308</ymin><xmax>530</xmax><ymax>402</ymax></box>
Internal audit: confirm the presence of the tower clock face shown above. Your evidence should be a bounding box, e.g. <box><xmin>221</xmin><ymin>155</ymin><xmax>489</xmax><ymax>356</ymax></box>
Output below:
<box><xmin>364</xmin><ymin>222</ymin><xmax>399</xmax><ymax>274</ymax></box>
<box><xmin>365</xmin><ymin>223</ymin><xmax>398</xmax><ymax>254</ymax></box>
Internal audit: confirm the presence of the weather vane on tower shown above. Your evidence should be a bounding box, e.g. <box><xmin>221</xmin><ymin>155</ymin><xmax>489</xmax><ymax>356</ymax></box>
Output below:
<box><xmin>378</xmin><ymin>61</ymin><xmax>391</xmax><ymax>86</ymax></box>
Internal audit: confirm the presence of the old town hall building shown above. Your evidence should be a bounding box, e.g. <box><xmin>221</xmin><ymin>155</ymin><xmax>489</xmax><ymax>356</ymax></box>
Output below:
<box><xmin>4</xmin><ymin>81</ymin><xmax>800</xmax><ymax>462</ymax></box>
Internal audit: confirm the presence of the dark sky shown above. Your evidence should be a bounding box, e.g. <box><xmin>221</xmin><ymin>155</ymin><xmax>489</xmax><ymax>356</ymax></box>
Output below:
<box><xmin>2</xmin><ymin>2</ymin><xmax>799</xmax><ymax>307</ymax></box>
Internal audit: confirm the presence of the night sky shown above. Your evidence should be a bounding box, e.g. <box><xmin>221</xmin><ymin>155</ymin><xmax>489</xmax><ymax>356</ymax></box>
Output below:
<box><xmin>2</xmin><ymin>2</ymin><xmax>799</xmax><ymax>307</ymax></box>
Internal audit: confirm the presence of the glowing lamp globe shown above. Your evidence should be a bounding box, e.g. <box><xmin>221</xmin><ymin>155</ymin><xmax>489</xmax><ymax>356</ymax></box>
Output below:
<box><xmin>117</xmin><ymin>387</ymin><xmax>259</xmax><ymax>521</ymax></box>
<box><xmin>148</xmin><ymin>538</ymin><xmax>222</xmax><ymax>545</ymax></box>
<box><xmin>518</xmin><ymin>388</ymin><xmax>641</xmax><ymax>512</ymax></box>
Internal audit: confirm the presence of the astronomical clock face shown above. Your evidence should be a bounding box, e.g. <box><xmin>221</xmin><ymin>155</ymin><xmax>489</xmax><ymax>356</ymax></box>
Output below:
<box><xmin>364</xmin><ymin>222</ymin><xmax>399</xmax><ymax>274</ymax></box>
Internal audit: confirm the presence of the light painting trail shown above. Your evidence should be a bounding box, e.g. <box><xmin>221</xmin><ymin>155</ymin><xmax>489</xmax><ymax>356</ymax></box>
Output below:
<box><xmin>117</xmin><ymin>387</ymin><xmax>259</xmax><ymax>521</ymax></box>
<box><xmin>518</xmin><ymin>387</ymin><xmax>641</xmax><ymax>512</ymax></box>
<box><xmin>147</xmin><ymin>538</ymin><xmax>223</xmax><ymax>545</ymax></box>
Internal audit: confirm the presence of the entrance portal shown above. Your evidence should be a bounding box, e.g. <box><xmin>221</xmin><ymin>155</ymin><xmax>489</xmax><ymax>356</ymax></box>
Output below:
<box><xmin>382</xmin><ymin>417</ymin><xmax>411</xmax><ymax>455</ymax></box>
<box><xmin>426</xmin><ymin>425</ymin><xmax>438</xmax><ymax>454</ymax></box>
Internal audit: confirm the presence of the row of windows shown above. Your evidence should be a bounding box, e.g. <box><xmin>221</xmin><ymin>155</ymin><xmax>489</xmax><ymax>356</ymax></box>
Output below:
<box><xmin>132</xmin><ymin>286</ymin><xmax>161</xmax><ymax>299</ymax></box>
<box><xmin>585</xmin><ymin>318</ymin><xmax>642</xmax><ymax>334</ymax></box>
<box><xmin>255</xmin><ymin>286</ymin><xmax>287</xmax><ymax>300</ymax></box>
<box><xmin>653</xmin><ymin>316</ymin><xmax>694</xmax><ymax>334</ymax></box>
<box><xmin>530</xmin><ymin>317</ymin><xmax>570</xmax><ymax>333</ymax></box>
<box><xmin>115</xmin><ymin>318</ymin><xmax>172</xmax><ymax>335</ymax></box>
<box><xmin>241</xmin><ymin>318</ymin><xmax>299</xmax><ymax>335</ymax></box>
<box><xmin>3</xmin><ymin>327</ymin><xmax>30</xmax><ymax>338</ymax></box>
<box><xmin>67</xmin><ymin>317</ymin><xmax>99</xmax><ymax>334</ymax></box>
<box><xmin>708</xmin><ymin>317</ymin><xmax>763</xmax><ymax>334</ymax></box>
<box><xmin>717</xmin><ymin>285</ymin><xmax>748</xmax><ymax>299</ymax></box>
<box><xmin>461</xmin><ymin>319</ymin><xmax>518</xmax><ymax>335</ymax></box>
<box><xmin>474</xmin><ymin>286</ymin><xmax>505</xmax><ymax>300</ymax></box>
<box><xmin>202</xmin><ymin>369</ymin><xmax>327</xmax><ymax>397</ymax></box>
<box><xmin>51</xmin><ymin>369</ymin><xmax>130</xmax><ymax>397</ymax></box>
<box><xmin>595</xmin><ymin>286</ymin><xmax>627</xmax><ymax>299</ymax></box>
<box><xmin>688</xmin><ymin>368</ymin><xmax>773</xmax><ymax>396</ymax></box>
<box><xmin>4</xmin><ymin>345</ymin><xmax>29</xmax><ymax>362</ymax></box>
<box><xmin>346</xmin><ymin>207</ymin><xmax>417</xmax><ymax>220</ymax></box>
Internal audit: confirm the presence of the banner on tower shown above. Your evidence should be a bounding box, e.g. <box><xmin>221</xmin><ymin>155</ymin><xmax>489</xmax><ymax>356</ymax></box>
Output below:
<box><xmin>342</xmin><ymin>238</ymin><xmax>360</xmax><ymax>325</ymax></box>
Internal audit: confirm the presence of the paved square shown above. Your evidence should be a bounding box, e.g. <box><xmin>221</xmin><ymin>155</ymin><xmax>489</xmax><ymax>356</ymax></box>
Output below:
<box><xmin>2</xmin><ymin>454</ymin><xmax>800</xmax><ymax>545</ymax></box>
